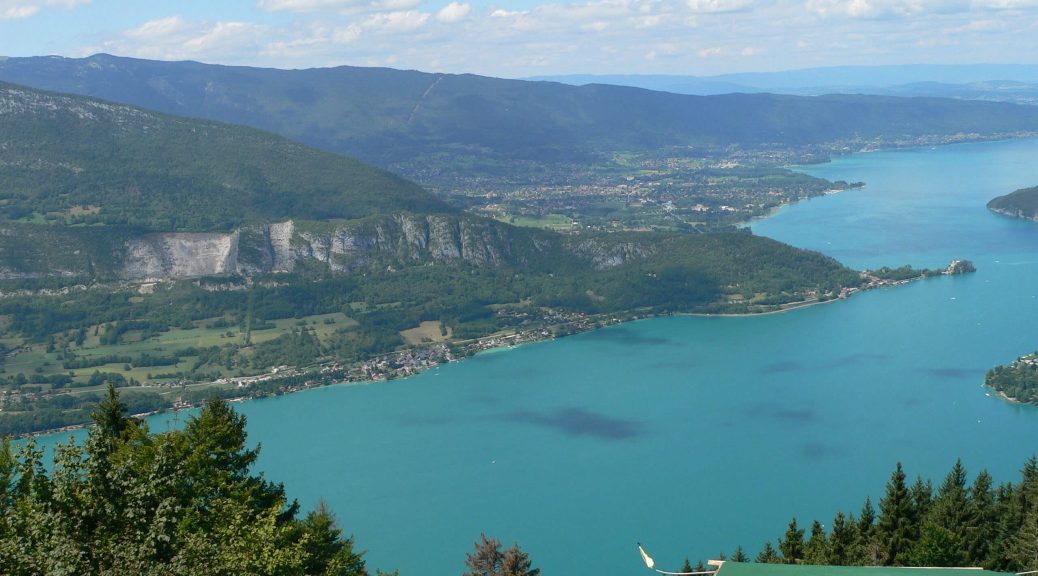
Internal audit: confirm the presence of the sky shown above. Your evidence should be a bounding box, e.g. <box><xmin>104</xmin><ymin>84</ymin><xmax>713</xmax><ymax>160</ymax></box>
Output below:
<box><xmin>1</xmin><ymin>0</ymin><xmax>1038</xmax><ymax>77</ymax></box>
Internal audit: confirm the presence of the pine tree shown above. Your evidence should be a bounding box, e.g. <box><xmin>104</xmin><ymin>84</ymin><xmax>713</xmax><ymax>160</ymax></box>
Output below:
<box><xmin>857</xmin><ymin>498</ymin><xmax>880</xmax><ymax>565</ymax></box>
<box><xmin>92</xmin><ymin>383</ymin><xmax>132</xmax><ymax>439</ymax></box>
<box><xmin>1011</xmin><ymin>505</ymin><xmax>1038</xmax><ymax>571</ymax></box>
<box><xmin>500</xmin><ymin>542</ymin><xmax>539</xmax><ymax>576</ymax></box>
<box><xmin>756</xmin><ymin>541</ymin><xmax>779</xmax><ymax>564</ymax></box>
<box><xmin>464</xmin><ymin>533</ymin><xmax>503</xmax><ymax>576</ymax></box>
<box><xmin>732</xmin><ymin>545</ymin><xmax>748</xmax><ymax>563</ymax></box>
<box><xmin>909</xmin><ymin>520</ymin><xmax>966</xmax><ymax>567</ymax></box>
<box><xmin>967</xmin><ymin>469</ymin><xmax>997</xmax><ymax>566</ymax></box>
<box><xmin>878</xmin><ymin>462</ymin><xmax>917</xmax><ymax>565</ymax></box>
<box><xmin>828</xmin><ymin>511</ymin><xmax>855</xmax><ymax>566</ymax></box>
<box><xmin>682</xmin><ymin>559</ymin><xmax>694</xmax><ymax>573</ymax></box>
<box><xmin>804</xmin><ymin>519</ymin><xmax>828</xmax><ymax>565</ymax></box>
<box><xmin>911</xmin><ymin>476</ymin><xmax>934</xmax><ymax>522</ymax></box>
<box><xmin>778</xmin><ymin>517</ymin><xmax>805</xmax><ymax>564</ymax></box>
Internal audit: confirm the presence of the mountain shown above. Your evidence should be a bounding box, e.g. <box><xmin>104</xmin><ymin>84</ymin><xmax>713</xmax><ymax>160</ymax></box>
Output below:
<box><xmin>0</xmin><ymin>81</ymin><xmax>447</xmax><ymax>233</ymax></box>
<box><xmin>530</xmin><ymin>64</ymin><xmax>1038</xmax><ymax>97</ymax></box>
<box><xmin>3</xmin><ymin>55</ymin><xmax>1038</xmax><ymax>181</ymax></box>
<box><xmin>987</xmin><ymin>185</ymin><xmax>1038</xmax><ymax>220</ymax></box>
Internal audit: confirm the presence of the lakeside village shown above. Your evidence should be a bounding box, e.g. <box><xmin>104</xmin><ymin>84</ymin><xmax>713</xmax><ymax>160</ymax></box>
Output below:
<box><xmin>3</xmin><ymin>260</ymin><xmax>975</xmax><ymax>437</ymax></box>
<box><xmin>193</xmin><ymin>259</ymin><xmax>977</xmax><ymax>400</ymax></box>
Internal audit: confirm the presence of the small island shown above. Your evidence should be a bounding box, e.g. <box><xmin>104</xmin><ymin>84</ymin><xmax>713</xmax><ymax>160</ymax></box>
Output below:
<box><xmin>988</xmin><ymin>185</ymin><xmax>1038</xmax><ymax>220</ymax></box>
<box><xmin>987</xmin><ymin>353</ymin><xmax>1038</xmax><ymax>404</ymax></box>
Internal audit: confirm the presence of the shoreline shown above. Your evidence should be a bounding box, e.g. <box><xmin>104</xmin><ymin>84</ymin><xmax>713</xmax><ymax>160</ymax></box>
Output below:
<box><xmin>14</xmin><ymin>272</ymin><xmax>926</xmax><ymax>440</ymax></box>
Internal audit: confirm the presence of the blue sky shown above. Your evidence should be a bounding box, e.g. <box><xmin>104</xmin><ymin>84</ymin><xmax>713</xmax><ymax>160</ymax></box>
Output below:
<box><xmin>2</xmin><ymin>0</ymin><xmax>1038</xmax><ymax>77</ymax></box>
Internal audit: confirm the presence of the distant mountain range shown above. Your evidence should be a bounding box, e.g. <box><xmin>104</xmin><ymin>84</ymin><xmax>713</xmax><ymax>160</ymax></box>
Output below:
<box><xmin>529</xmin><ymin>64</ymin><xmax>1038</xmax><ymax>104</ymax></box>
<box><xmin>3</xmin><ymin>55</ymin><xmax>1038</xmax><ymax>185</ymax></box>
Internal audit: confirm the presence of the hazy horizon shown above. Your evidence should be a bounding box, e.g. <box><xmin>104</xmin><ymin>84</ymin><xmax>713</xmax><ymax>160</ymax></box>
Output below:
<box><xmin>3</xmin><ymin>1</ymin><xmax>1038</xmax><ymax>78</ymax></box>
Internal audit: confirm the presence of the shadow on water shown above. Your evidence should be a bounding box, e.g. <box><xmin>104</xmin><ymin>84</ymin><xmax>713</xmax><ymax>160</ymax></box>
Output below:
<box><xmin>759</xmin><ymin>360</ymin><xmax>804</xmax><ymax>374</ymax></box>
<box><xmin>502</xmin><ymin>407</ymin><xmax>646</xmax><ymax>440</ymax></box>
<box><xmin>821</xmin><ymin>353</ymin><xmax>889</xmax><ymax>369</ymax></box>
<box><xmin>578</xmin><ymin>326</ymin><xmax>678</xmax><ymax>347</ymax></box>
<box><xmin>745</xmin><ymin>403</ymin><xmax>819</xmax><ymax>424</ymax></box>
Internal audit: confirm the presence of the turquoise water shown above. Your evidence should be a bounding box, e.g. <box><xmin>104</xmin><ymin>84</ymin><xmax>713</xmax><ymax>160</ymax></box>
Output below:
<box><xmin>35</xmin><ymin>139</ymin><xmax>1038</xmax><ymax>575</ymax></box>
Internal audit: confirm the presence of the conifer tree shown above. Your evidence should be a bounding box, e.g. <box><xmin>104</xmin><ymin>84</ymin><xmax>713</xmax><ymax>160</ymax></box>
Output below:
<box><xmin>732</xmin><ymin>545</ymin><xmax>748</xmax><ymax>563</ymax></box>
<box><xmin>464</xmin><ymin>534</ymin><xmax>503</xmax><ymax>576</ymax></box>
<box><xmin>500</xmin><ymin>542</ymin><xmax>539</xmax><ymax>576</ymax></box>
<box><xmin>778</xmin><ymin>517</ymin><xmax>805</xmax><ymax>564</ymax></box>
<box><xmin>756</xmin><ymin>541</ymin><xmax>779</xmax><ymax>564</ymax></box>
<box><xmin>857</xmin><ymin>498</ymin><xmax>880</xmax><ymax>565</ymax></box>
<box><xmin>828</xmin><ymin>511</ymin><xmax>855</xmax><ymax>566</ymax></box>
<box><xmin>682</xmin><ymin>559</ymin><xmax>694</xmax><ymax>573</ymax></box>
<box><xmin>965</xmin><ymin>469</ymin><xmax>996</xmax><ymax>565</ymax></box>
<box><xmin>911</xmin><ymin>476</ymin><xmax>934</xmax><ymax>522</ymax></box>
<box><xmin>878</xmin><ymin>462</ymin><xmax>917</xmax><ymax>565</ymax></box>
<box><xmin>1011</xmin><ymin>505</ymin><xmax>1038</xmax><ymax>571</ymax></box>
<box><xmin>804</xmin><ymin>519</ymin><xmax>828</xmax><ymax>565</ymax></box>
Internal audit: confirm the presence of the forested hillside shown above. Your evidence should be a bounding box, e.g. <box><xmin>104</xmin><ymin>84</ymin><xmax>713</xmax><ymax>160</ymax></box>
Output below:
<box><xmin>0</xmin><ymin>81</ymin><xmax>873</xmax><ymax>435</ymax></box>
<box><xmin>0</xmin><ymin>81</ymin><xmax>445</xmax><ymax>232</ymax></box>
<box><xmin>988</xmin><ymin>186</ymin><xmax>1038</xmax><ymax>221</ymax></box>
<box><xmin>2</xmin><ymin>55</ymin><xmax>1037</xmax><ymax>173</ymax></box>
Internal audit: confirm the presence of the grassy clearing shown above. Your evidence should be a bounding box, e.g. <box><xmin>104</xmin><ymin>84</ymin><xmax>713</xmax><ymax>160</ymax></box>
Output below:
<box><xmin>400</xmin><ymin>321</ymin><xmax>452</xmax><ymax>345</ymax></box>
<box><xmin>494</xmin><ymin>213</ymin><xmax>575</xmax><ymax>231</ymax></box>
<box><xmin>0</xmin><ymin>312</ymin><xmax>357</xmax><ymax>389</ymax></box>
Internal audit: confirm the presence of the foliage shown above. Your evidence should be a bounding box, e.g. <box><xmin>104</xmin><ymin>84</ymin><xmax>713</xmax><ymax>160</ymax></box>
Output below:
<box><xmin>463</xmin><ymin>534</ymin><xmax>539</xmax><ymax>576</ymax></box>
<box><xmin>0</xmin><ymin>388</ymin><xmax>369</xmax><ymax>575</ymax></box>
<box><xmin>745</xmin><ymin>458</ymin><xmax>1038</xmax><ymax>571</ymax></box>
<box><xmin>0</xmin><ymin>82</ymin><xmax>447</xmax><ymax>233</ymax></box>
<box><xmin>4</xmin><ymin>55</ymin><xmax>1038</xmax><ymax>179</ymax></box>
<box><xmin>987</xmin><ymin>356</ymin><xmax>1038</xmax><ymax>404</ymax></box>
<box><xmin>988</xmin><ymin>186</ymin><xmax>1038</xmax><ymax>219</ymax></box>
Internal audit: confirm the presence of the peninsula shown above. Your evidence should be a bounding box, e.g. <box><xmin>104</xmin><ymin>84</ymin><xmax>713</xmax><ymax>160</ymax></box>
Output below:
<box><xmin>987</xmin><ymin>185</ymin><xmax>1038</xmax><ymax>220</ymax></box>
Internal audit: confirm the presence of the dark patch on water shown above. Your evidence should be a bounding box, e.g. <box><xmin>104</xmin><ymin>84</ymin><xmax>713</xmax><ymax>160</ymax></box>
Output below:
<box><xmin>759</xmin><ymin>361</ymin><xmax>803</xmax><ymax>374</ymax></box>
<box><xmin>801</xmin><ymin>442</ymin><xmax>845</xmax><ymax>460</ymax></box>
<box><xmin>503</xmin><ymin>407</ymin><xmax>644</xmax><ymax>440</ymax></box>
<box><xmin>579</xmin><ymin>327</ymin><xmax>676</xmax><ymax>347</ymax></box>
<box><xmin>745</xmin><ymin>403</ymin><xmax>818</xmax><ymax>424</ymax></box>
<box><xmin>921</xmin><ymin>367</ymin><xmax>979</xmax><ymax>379</ymax></box>
<box><xmin>466</xmin><ymin>394</ymin><xmax>503</xmax><ymax>407</ymax></box>
<box><xmin>822</xmin><ymin>353</ymin><xmax>889</xmax><ymax>369</ymax></box>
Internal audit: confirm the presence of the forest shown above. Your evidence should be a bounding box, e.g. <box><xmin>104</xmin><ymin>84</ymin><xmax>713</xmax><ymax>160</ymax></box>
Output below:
<box><xmin>694</xmin><ymin>460</ymin><xmax>1038</xmax><ymax>572</ymax></box>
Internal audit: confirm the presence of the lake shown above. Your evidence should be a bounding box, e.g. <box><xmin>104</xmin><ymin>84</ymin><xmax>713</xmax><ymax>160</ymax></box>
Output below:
<box><xmin>35</xmin><ymin>138</ymin><xmax>1038</xmax><ymax>575</ymax></box>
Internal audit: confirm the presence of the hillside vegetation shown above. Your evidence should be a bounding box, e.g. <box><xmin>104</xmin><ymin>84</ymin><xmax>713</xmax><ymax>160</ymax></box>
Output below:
<box><xmin>2</xmin><ymin>55</ymin><xmax>1037</xmax><ymax>172</ymax></box>
<box><xmin>0</xmin><ymin>82</ymin><xmax>873</xmax><ymax>435</ymax></box>
<box><xmin>987</xmin><ymin>186</ymin><xmax>1038</xmax><ymax>221</ymax></box>
<box><xmin>0</xmin><ymin>82</ymin><xmax>446</xmax><ymax>232</ymax></box>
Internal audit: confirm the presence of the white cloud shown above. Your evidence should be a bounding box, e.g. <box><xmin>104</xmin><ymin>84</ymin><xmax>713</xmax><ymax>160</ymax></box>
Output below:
<box><xmin>687</xmin><ymin>0</ymin><xmax>755</xmax><ymax>13</ymax></box>
<box><xmin>256</xmin><ymin>0</ymin><xmax>419</xmax><ymax>13</ymax></box>
<box><xmin>698</xmin><ymin>46</ymin><xmax>723</xmax><ymax>57</ymax></box>
<box><xmin>91</xmin><ymin>15</ymin><xmax>268</xmax><ymax>62</ymax></box>
<box><xmin>0</xmin><ymin>0</ymin><xmax>88</xmax><ymax>20</ymax></box>
<box><xmin>363</xmin><ymin>9</ymin><xmax>430</xmax><ymax>31</ymax></box>
<box><xmin>435</xmin><ymin>2</ymin><xmax>471</xmax><ymax>23</ymax></box>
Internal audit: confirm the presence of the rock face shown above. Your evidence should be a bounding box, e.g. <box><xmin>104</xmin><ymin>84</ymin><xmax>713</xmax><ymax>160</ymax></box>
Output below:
<box><xmin>118</xmin><ymin>215</ymin><xmax>547</xmax><ymax>280</ymax></box>
<box><xmin>123</xmin><ymin>232</ymin><xmax>239</xmax><ymax>280</ymax></box>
